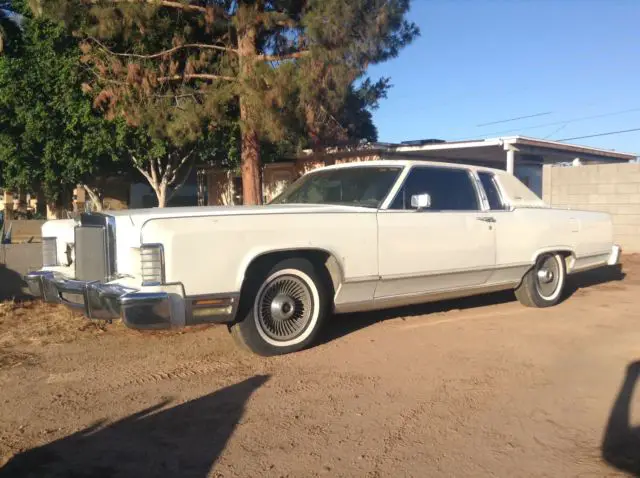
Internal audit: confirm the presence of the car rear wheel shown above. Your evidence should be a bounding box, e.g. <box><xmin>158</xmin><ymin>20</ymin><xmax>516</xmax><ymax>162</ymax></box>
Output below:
<box><xmin>515</xmin><ymin>252</ymin><xmax>566</xmax><ymax>308</ymax></box>
<box><xmin>229</xmin><ymin>257</ymin><xmax>330</xmax><ymax>356</ymax></box>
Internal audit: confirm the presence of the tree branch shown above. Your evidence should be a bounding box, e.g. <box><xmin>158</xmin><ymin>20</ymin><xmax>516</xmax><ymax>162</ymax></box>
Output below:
<box><xmin>166</xmin><ymin>156</ymin><xmax>196</xmax><ymax>203</ymax></box>
<box><xmin>88</xmin><ymin>37</ymin><xmax>236</xmax><ymax>59</ymax></box>
<box><xmin>256</xmin><ymin>50</ymin><xmax>309</xmax><ymax>62</ymax></box>
<box><xmin>156</xmin><ymin>73</ymin><xmax>236</xmax><ymax>82</ymax></box>
<box><xmin>167</xmin><ymin>149</ymin><xmax>195</xmax><ymax>185</ymax></box>
<box><xmin>83</xmin><ymin>65</ymin><xmax>126</xmax><ymax>85</ymax></box>
<box><xmin>132</xmin><ymin>154</ymin><xmax>156</xmax><ymax>188</ymax></box>
<box><xmin>82</xmin><ymin>185</ymin><xmax>103</xmax><ymax>212</ymax></box>
<box><xmin>88</xmin><ymin>0</ymin><xmax>226</xmax><ymax>16</ymax></box>
<box><xmin>135</xmin><ymin>165</ymin><xmax>154</xmax><ymax>188</ymax></box>
<box><xmin>161</xmin><ymin>152</ymin><xmax>174</xmax><ymax>184</ymax></box>
<box><xmin>256</xmin><ymin>12</ymin><xmax>296</xmax><ymax>28</ymax></box>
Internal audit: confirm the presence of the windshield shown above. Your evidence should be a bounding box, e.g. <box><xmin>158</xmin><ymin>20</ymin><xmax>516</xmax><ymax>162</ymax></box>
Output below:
<box><xmin>270</xmin><ymin>166</ymin><xmax>403</xmax><ymax>208</ymax></box>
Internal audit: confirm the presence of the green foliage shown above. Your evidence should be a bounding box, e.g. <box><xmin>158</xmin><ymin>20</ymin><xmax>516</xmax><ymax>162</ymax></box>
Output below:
<box><xmin>0</xmin><ymin>9</ymin><xmax>125</xmax><ymax>202</ymax></box>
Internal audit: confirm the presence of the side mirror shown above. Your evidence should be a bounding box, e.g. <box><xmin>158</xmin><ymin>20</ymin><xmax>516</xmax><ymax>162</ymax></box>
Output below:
<box><xmin>410</xmin><ymin>193</ymin><xmax>431</xmax><ymax>210</ymax></box>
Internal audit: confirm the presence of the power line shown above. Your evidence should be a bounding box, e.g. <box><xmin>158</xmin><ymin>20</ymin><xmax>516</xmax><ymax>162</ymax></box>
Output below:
<box><xmin>455</xmin><ymin>107</ymin><xmax>640</xmax><ymax>140</ymax></box>
<box><xmin>476</xmin><ymin>111</ymin><xmax>552</xmax><ymax>127</ymax></box>
<box><xmin>556</xmin><ymin>127</ymin><xmax>640</xmax><ymax>142</ymax></box>
<box><xmin>543</xmin><ymin>123</ymin><xmax>568</xmax><ymax>139</ymax></box>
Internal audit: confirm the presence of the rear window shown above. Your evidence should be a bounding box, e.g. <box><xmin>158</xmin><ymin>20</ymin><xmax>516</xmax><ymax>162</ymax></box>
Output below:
<box><xmin>478</xmin><ymin>172</ymin><xmax>507</xmax><ymax>210</ymax></box>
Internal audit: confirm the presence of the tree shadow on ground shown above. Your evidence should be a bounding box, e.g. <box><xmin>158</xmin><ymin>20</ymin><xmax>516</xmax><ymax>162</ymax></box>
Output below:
<box><xmin>602</xmin><ymin>361</ymin><xmax>640</xmax><ymax>476</ymax></box>
<box><xmin>0</xmin><ymin>375</ymin><xmax>269</xmax><ymax>478</ymax></box>
<box><xmin>321</xmin><ymin>264</ymin><xmax>626</xmax><ymax>345</ymax></box>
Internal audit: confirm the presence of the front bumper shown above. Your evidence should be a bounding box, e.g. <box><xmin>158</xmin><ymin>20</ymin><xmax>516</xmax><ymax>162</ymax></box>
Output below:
<box><xmin>25</xmin><ymin>271</ymin><xmax>173</xmax><ymax>330</ymax></box>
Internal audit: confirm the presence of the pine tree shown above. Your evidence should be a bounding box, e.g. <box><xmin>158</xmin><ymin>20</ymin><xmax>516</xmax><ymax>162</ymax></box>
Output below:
<box><xmin>35</xmin><ymin>0</ymin><xmax>419</xmax><ymax>204</ymax></box>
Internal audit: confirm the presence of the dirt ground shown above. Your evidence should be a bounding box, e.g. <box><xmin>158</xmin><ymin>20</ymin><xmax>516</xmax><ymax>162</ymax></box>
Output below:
<box><xmin>1</xmin><ymin>258</ymin><xmax>640</xmax><ymax>477</ymax></box>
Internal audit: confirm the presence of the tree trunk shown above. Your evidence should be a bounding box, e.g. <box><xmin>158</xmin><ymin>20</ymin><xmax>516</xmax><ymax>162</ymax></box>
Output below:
<box><xmin>240</xmin><ymin>100</ymin><xmax>262</xmax><ymax>205</ymax></box>
<box><xmin>35</xmin><ymin>189</ymin><xmax>46</xmax><ymax>217</ymax></box>
<box><xmin>156</xmin><ymin>182</ymin><xmax>167</xmax><ymax>208</ymax></box>
<box><xmin>238</xmin><ymin>21</ymin><xmax>262</xmax><ymax>205</ymax></box>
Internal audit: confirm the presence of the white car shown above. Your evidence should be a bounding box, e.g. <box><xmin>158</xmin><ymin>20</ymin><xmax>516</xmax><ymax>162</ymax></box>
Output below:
<box><xmin>26</xmin><ymin>160</ymin><xmax>621</xmax><ymax>355</ymax></box>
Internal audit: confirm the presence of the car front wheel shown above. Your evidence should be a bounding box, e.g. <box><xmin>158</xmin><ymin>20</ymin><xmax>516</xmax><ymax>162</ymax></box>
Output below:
<box><xmin>515</xmin><ymin>252</ymin><xmax>566</xmax><ymax>308</ymax></box>
<box><xmin>229</xmin><ymin>257</ymin><xmax>330</xmax><ymax>356</ymax></box>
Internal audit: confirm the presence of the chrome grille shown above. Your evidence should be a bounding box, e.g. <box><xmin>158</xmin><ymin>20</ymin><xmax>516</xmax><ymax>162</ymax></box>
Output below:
<box><xmin>75</xmin><ymin>226</ymin><xmax>107</xmax><ymax>282</ymax></box>
<box><xmin>73</xmin><ymin>213</ymin><xmax>117</xmax><ymax>282</ymax></box>
<box><xmin>42</xmin><ymin>237</ymin><xmax>57</xmax><ymax>267</ymax></box>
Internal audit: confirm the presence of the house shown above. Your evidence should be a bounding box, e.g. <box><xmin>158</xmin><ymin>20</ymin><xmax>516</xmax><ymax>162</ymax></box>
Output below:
<box><xmin>199</xmin><ymin>136</ymin><xmax>637</xmax><ymax>205</ymax></box>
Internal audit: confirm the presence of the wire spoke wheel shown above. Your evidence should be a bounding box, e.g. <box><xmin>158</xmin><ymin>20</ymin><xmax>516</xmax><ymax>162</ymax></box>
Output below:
<box><xmin>256</xmin><ymin>273</ymin><xmax>314</xmax><ymax>342</ymax></box>
<box><xmin>534</xmin><ymin>254</ymin><xmax>561</xmax><ymax>300</ymax></box>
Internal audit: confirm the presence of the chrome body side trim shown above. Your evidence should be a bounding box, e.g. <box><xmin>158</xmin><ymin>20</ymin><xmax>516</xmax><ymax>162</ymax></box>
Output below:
<box><xmin>334</xmin><ymin>281</ymin><xmax>518</xmax><ymax>314</ymax></box>
<box><xmin>380</xmin><ymin>262</ymin><xmax>531</xmax><ymax>282</ymax></box>
<box><xmin>343</xmin><ymin>275</ymin><xmax>380</xmax><ymax>284</ymax></box>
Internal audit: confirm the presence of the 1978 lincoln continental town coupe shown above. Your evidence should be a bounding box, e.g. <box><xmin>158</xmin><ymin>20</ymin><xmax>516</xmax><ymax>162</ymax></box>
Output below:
<box><xmin>26</xmin><ymin>160</ymin><xmax>621</xmax><ymax>355</ymax></box>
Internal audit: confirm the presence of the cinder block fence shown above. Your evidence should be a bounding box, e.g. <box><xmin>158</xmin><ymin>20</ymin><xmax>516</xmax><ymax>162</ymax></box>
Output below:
<box><xmin>543</xmin><ymin>163</ymin><xmax>640</xmax><ymax>253</ymax></box>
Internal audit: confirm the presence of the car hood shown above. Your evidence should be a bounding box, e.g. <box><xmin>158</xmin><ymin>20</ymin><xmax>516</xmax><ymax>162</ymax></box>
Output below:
<box><xmin>105</xmin><ymin>203</ymin><xmax>374</xmax><ymax>227</ymax></box>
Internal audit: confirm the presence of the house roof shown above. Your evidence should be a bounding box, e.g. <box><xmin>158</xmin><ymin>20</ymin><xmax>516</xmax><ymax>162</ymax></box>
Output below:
<box><xmin>392</xmin><ymin>135</ymin><xmax>637</xmax><ymax>161</ymax></box>
<box><xmin>297</xmin><ymin>135</ymin><xmax>637</xmax><ymax>166</ymax></box>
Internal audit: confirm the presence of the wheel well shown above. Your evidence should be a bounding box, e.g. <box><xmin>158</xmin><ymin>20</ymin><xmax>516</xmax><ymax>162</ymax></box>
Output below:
<box><xmin>534</xmin><ymin>249</ymin><xmax>575</xmax><ymax>270</ymax></box>
<box><xmin>241</xmin><ymin>249</ymin><xmax>342</xmax><ymax>300</ymax></box>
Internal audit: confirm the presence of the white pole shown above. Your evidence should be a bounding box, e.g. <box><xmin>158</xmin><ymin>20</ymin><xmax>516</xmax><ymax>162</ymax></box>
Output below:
<box><xmin>506</xmin><ymin>149</ymin><xmax>515</xmax><ymax>174</ymax></box>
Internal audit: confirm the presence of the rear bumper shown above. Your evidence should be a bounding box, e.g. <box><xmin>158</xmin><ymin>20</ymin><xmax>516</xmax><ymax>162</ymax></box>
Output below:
<box><xmin>25</xmin><ymin>271</ymin><xmax>173</xmax><ymax>330</ymax></box>
<box><xmin>608</xmin><ymin>244</ymin><xmax>622</xmax><ymax>266</ymax></box>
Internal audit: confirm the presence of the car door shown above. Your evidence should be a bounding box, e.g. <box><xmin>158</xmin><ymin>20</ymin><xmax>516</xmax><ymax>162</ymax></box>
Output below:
<box><xmin>476</xmin><ymin>169</ymin><xmax>541</xmax><ymax>285</ymax></box>
<box><xmin>375</xmin><ymin>165</ymin><xmax>496</xmax><ymax>299</ymax></box>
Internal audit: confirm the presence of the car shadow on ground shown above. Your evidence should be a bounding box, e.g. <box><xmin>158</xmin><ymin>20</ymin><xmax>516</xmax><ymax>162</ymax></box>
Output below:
<box><xmin>0</xmin><ymin>375</ymin><xmax>269</xmax><ymax>478</ymax></box>
<box><xmin>321</xmin><ymin>264</ymin><xmax>626</xmax><ymax>345</ymax></box>
<box><xmin>602</xmin><ymin>360</ymin><xmax>640</xmax><ymax>476</ymax></box>
<box><xmin>0</xmin><ymin>264</ymin><xmax>30</xmax><ymax>302</ymax></box>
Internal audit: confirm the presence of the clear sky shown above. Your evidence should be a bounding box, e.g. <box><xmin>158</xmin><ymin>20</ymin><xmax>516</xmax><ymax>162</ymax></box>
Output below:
<box><xmin>367</xmin><ymin>0</ymin><xmax>640</xmax><ymax>155</ymax></box>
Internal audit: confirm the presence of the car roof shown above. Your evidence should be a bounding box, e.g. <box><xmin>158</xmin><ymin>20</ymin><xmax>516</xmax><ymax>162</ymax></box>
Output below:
<box><xmin>312</xmin><ymin>158</ymin><xmax>506</xmax><ymax>175</ymax></box>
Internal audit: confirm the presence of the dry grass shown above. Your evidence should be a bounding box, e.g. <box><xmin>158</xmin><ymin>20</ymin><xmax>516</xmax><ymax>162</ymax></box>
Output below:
<box><xmin>0</xmin><ymin>349</ymin><xmax>38</xmax><ymax>369</ymax></box>
<box><xmin>0</xmin><ymin>300</ymin><xmax>123</xmax><ymax>370</ymax></box>
<box><xmin>0</xmin><ymin>300</ymin><xmax>111</xmax><ymax>349</ymax></box>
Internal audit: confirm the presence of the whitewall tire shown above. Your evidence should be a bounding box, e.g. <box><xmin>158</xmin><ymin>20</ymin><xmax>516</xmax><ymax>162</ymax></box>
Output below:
<box><xmin>515</xmin><ymin>252</ymin><xmax>566</xmax><ymax>308</ymax></box>
<box><xmin>229</xmin><ymin>257</ymin><xmax>330</xmax><ymax>356</ymax></box>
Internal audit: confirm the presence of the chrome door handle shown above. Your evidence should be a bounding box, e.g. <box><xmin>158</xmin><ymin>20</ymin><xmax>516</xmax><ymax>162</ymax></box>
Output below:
<box><xmin>477</xmin><ymin>216</ymin><xmax>496</xmax><ymax>223</ymax></box>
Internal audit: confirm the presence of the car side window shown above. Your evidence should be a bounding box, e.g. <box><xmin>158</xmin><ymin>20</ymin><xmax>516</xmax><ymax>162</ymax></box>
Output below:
<box><xmin>389</xmin><ymin>166</ymin><xmax>480</xmax><ymax>211</ymax></box>
<box><xmin>477</xmin><ymin>172</ymin><xmax>507</xmax><ymax>210</ymax></box>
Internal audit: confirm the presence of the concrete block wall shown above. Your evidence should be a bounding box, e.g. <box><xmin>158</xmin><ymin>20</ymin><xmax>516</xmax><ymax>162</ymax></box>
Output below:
<box><xmin>543</xmin><ymin>163</ymin><xmax>640</xmax><ymax>253</ymax></box>
<box><xmin>4</xmin><ymin>219</ymin><xmax>46</xmax><ymax>243</ymax></box>
<box><xmin>0</xmin><ymin>243</ymin><xmax>42</xmax><ymax>300</ymax></box>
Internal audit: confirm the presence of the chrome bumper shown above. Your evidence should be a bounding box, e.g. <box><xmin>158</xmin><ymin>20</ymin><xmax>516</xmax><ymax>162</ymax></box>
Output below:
<box><xmin>25</xmin><ymin>271</ymin><xmax>173</xmax><ymax>329</ymax></box>
<box><xmin>608</xmin><ymin>244</ymin><xmax>622</xmax><ymax>266</ymax></box>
